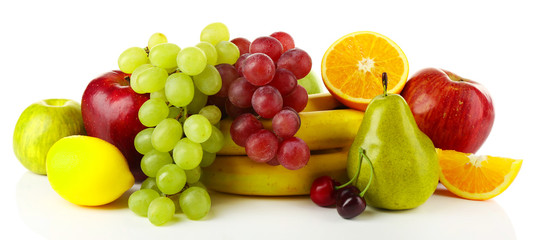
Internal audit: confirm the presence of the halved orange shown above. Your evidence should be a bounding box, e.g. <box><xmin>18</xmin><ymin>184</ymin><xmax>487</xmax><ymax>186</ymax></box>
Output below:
<box><xmin>437</xmin><ymin>149</ymin><xmax>522</xmax><ymax>200</ymax></box>
<box><xmin>321</xmin><ymin>31</ymin><xmax>409</xmax><ymax>111</ymax></box>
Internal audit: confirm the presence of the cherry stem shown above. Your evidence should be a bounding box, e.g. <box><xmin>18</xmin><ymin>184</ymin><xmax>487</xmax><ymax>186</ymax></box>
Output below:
<box><xmin>358</xmin><ymin>148</ymin><xmax>374</xmax><ymax>198</ymax></box>
<box><xmin>382</xmin><ymin>72</ymin><xmax>388</xmax><ymax>96</ymax></box>
<box><xmin>335</xmin><ymin>147</ymin><xmax>374</xmax><ymax>198</ymax></box>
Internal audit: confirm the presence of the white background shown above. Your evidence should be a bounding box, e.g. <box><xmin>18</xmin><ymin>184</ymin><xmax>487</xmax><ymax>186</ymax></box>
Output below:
<box><xmin>1</xmin><ymin>0</ymin><xmax>535</xmax><ymax>239</ymax></box>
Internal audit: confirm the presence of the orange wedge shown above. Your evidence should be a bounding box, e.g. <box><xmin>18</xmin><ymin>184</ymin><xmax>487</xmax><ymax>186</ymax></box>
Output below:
<box><xmin>437</xmin><ymin>149</ymin><xmax>522</xmax><ymax>200</ymax></box>
<box><xmin>321</xmin><ymin>31</ymin><xmax>409</xmax><ymax>111</ymax></box>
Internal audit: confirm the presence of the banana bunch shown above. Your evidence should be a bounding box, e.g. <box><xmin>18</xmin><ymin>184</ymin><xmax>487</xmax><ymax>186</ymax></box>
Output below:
<box><xmin>201</xmin><ymin>93</ymin><xmax>364</xmax><ymax>196</ymax></box>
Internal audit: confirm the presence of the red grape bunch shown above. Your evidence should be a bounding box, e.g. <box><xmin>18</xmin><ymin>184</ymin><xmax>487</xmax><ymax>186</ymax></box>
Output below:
<box><xmin>208</xmin><ymin>31</ymin><xmax>312</xmax><ymax>170</ymax></box>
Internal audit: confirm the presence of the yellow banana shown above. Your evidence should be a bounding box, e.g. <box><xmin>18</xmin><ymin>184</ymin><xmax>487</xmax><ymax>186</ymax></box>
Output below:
<box><xmin>202</xmin><ymin>148</ymin><xmax>350</xmax><ymax>196</ymax></box>
<box><xmin>303</xmin><ymin>92</ymin><xmax>345</xmax><ymax>112</ymax></box>
<box><xmin>217</xmin><ymin>108</ymin><xmax>364</xmax><ymax>155</ymax></box>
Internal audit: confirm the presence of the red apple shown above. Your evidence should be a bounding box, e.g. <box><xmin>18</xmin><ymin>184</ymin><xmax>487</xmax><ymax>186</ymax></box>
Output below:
<box><xmin>81</xmin><ymin>70</ymin><xmax>149</xmax><ymax>181</ymax></box>
<box><xmin>400</xmin><ymin>68</ymin><xmax>494</xmax><ymax>153</ymax></box>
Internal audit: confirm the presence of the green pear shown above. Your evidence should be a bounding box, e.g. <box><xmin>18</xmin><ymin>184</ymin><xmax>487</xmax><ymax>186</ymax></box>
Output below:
<box><xmin>347</xmin><ymin>73</ymin><xmax>438</xmax><ymax>210</ymax></box>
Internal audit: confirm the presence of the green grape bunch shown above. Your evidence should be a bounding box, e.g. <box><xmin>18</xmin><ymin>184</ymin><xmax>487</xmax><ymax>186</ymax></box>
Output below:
<box><xmin>120</xmin><ymin>22</ymin><xmax>233</xmax><ymax>226</ymax></box>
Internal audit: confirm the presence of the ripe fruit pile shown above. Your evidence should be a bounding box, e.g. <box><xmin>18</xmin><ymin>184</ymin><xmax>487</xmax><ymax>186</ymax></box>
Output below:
<box><xmin>215</xmin><ymin>32</ymin><xmax>313</xmax><ymax>169</ymax></box>
<box><xmin>117</xmin><ymin>23</ymin><xmax>315</xmax><ymax>225</ymax></box>
<box><xmin>118</xmin><ymin>23</ymin><xmax>241</xmax><ymax>226</ymax></box>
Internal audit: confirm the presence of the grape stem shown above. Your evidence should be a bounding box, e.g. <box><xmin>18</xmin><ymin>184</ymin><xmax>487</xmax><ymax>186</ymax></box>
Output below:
<box><xmin>335</xmin><ymin>147</ymin><xmax>374</xmax><ymax>198</ymax></box>
<box><xmin>177</xmin><ymin>107</ymin><xmax>188</xmax><ymax>123</ymax></box>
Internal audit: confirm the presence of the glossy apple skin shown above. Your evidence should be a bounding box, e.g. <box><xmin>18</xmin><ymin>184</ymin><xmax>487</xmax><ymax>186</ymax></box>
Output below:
<box><xmin>81</xmin><ymin>70</ymin><xmax>149</xmax><ymax>181</ymax></box>
<box><xmin>400</xmin><ymin>68</ymin><xmax>494</xmax><ymax>153</ymax></box>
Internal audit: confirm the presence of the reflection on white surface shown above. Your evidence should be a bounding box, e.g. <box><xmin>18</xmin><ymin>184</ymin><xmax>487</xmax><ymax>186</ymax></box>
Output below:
<box><xmin>16</xmin><ymin>171</ymin><xmax>516</xmax><ymax>239</ymax></box>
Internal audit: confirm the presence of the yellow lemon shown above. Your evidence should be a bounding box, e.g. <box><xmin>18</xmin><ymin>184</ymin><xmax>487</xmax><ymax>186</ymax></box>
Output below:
<box><xmin>46</xmin><ymin>135</ymin><xmax>134</xmax><ymax>206</ymax></box>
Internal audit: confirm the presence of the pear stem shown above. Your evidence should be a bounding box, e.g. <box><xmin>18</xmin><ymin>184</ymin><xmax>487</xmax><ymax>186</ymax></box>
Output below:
<box><xmin>335</xmin><ymin>147</ymin><xmax>374</xmax><ymax>198</ymax></box>
<box><xmin>382</xmin><ymin>72</ymin><xmax>388</xmax><ymax>96</ymax></box>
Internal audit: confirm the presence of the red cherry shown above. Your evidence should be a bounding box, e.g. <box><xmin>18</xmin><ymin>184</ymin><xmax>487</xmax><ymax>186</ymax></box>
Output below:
<box><xmin>310</xmin><ymin>176</ymin><xmax>337</xmax><ymax>207</ymax></box>
<box><xmin>336</xmin><ymin>185</ymin><xmax>366</xmax><ymax>219</ymax></box>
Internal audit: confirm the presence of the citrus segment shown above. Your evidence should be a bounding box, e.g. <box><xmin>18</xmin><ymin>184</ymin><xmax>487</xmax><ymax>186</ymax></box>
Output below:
<box><xmin>321</xmin><ymin>31</ymin><xmax>409</xmax><ymax>111</ymax></box>
<box><xmin>437</xmin><ymin>149</ymin><xmax>522</xmax><ymax>200</ymax></box>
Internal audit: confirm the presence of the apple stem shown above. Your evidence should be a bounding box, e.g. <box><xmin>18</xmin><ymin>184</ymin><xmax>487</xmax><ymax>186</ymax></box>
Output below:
<box><xmin>335</xmin><ymin>147</ymin><xmax>374</xmax><ymax>198</ymax></box>
<box><xmin>382</xmin><ymin>72</ymin><xmax>388</xmax><ymax>96</ymax></box>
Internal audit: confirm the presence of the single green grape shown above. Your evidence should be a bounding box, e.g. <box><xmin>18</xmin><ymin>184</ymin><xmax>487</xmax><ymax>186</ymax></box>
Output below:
<box><xmin>196</xmin><ymin>42</ymin><xmax>218</xmax><ymax>65</ymax></box>
<box><xmin>151</xmin><ymin>118</ymin><xmax>183</xmax><ymax>152</ymax></box>
<box><xmin>198</xmin><ymin>105</ymin><xmax>222</xmax><ymax>125</ymax></box>
<box><xmin>118</xmin><ymin>47</ymin><xmax>149</xmax><ymax>74</ymax></box>
<box><xmin>199</xmin><ymin>151</ymin><xmax>216</xmax><ymax>167</ymax></box>
<box><xmin>173</xmin><ymin>138</ymin><xmax>203</xmax><ymax>170</ymax></box>
<box><xmin>141</xmin><ymin>150</ymin><xmax>173</xmax><ymax>178</ymax></box>
<box><xmin>138</xmin><ymin>99</ymin><xmax>169</xmax><ymax>127</ymax></box>
<box><xmin>176</xmin><ymin>46</ymin><xmax>207</xmax><ymax>76</ymax></box>
<box><xmin>200</xmin><ymin>22</ymin><xmax>230</xmax><ymax>45</ymax></box>
<box><xmin>155</xmin><ymin>164</ymin><xmax>186</xmax><ymax>195</ymax></box>
<box><xmin>187</xmin><ymin>86</ymin><xmax>208</xmax><ymax>114</ymax></box>
<box><xmin>137</xmin><ymin>66</ymin><xmax>168</xmax><ymax>93</ymax></box>
<box><xmin>130</xmin><ymin>64</ymin><xmax>153</xmax><ymax>93</ymax></box>
<box><xmin>150</xmin><ymin>89</ymin><xmax>167</xmax><ymax>102</ymax></box>
<box><xmin>193</xmin><ymin>65</ymin><xmax>222</xmax><ymax>96</ymax></box>
<box><xmin>185</xmin><ymin>166</ymin><xmax>202</xmax><ymax>184</ymax></box>
<box><xmin>179</xmin><ymin>187</ymin><xmax>211</xmax><ymax>220</ymax></box>
<box><xmin>200</xmin><ymin>126</ymin><xmax>225</xmax><ymax>153</ymax></box>
<box><xmin>215</xmin><ymin>41</ymin><xmax>240</xmax><ymax>65</ymax></box>
<box><xmin>141</xmin><ymin>177</ymin><xmax>162</xmax><ymax>194</ymax></box>
<box><xmin>166</xmin><ymin>73</ymin><xmax>195</xmax><ymax>107</ymax></box>
<box><xmin>148</xmin><ymin>33</ymin><xmax>167</xmax><ymax>50</ymax></box>
<box><xmin>128</xmin><ymin>189</ymin><xmax>160</xmax><ymax>217</ymax></box>
<box><xmin>183</xmin><ymin>114</ymin><xmax>212</xmax><ymax>143</ymax></box>
<box><xmin>134</xmin><ymin>128</ymin><xmax>154</xmax><ymax>154</ymax></box>
<box><xmin>149</xmin><ymin>43</ymin><xmax>180</xmax><ymax>70</ymax></box>
<box><xmin>148</xmin><ymin>196</ymin><xmax>175</xmax><ymax>226</ymax></box>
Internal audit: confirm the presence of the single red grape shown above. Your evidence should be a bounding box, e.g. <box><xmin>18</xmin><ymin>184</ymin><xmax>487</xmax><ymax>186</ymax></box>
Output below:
<box><xmin>215</xmin><ymin>64</ymin><xmax>239</xmax><ymax>97</ymax></box>
<box><xmin>251</xmin><ymin>85</ymin><xmax>283</xmax><ymax>119</ymax></box>
<box><xmin>268</xmin><ymin>68</ymin><xmax>297</xmax><ymax>96</ymax></box>
<box><xmin>270</xmin><ymin>31</ymin><xmax>295</xmax><ymax>52</ymax></box>
<box><xmin>234</xmin><ymin>53</ymin><xmax>251</xmax><ymax>76</ymax></box>
<box><xmin>250</xmin><ymin>36</ymin><xmax>284</xmax><ymax>62</ymax></box>
<box><xmin>277</xmin><ymin>48</ymin><xmax>312</xmax><ymax>79</ymax></box>
<box><xmin>272</xmin><ymin>108</ymin><xmax>300</xmax><ymax>139</ymax></box>
<box><xmin>245</xmin><ymin>129</ymin><xmax>279</xmax><ymax>163</ymax></box>
<box><xmin>277</xmin><ymin>137</ymin><xmax>310</xmax><ymax>170</ymax></box>
<box><xmin>230</xmin><ymin>37</ymin><xmax>251</xmax><ymax>55</ymax></box>
<box><xmin>230</xmin><ymin>113</ymin><xmax>263</xmax><ymax>147</ymax></box>
<box><xmin>242</xmin><ymin>53</ymin><xmax>276</xmax><ymax>86</ymax></box>
<box><xmin>228</xmin><ymin>77</ymin><xmax>257</xmax><ymax>108</ymax></box>
<box><xmin>283</xmin><ymin>85</ymin><xmax>308</xmax><ymax>112</ymax></box>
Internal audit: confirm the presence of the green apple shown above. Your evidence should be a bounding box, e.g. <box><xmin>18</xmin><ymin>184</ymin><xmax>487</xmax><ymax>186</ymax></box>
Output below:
<box><xmin>13</xmin><ymin>99</ymin><xmax>86</xmax><ymax>175</ymax></box>
<box><xmin>298</xmin><ymin>70</ymin><xmax>324</xmax><ymax>94</ymax></box>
